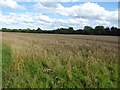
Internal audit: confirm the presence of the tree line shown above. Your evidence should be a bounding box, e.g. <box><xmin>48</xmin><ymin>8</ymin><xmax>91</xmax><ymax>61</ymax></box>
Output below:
<box><xmin>1</xmin><ymin>26</ymin><xmax>120</xmax><ymax>36</ymax></box>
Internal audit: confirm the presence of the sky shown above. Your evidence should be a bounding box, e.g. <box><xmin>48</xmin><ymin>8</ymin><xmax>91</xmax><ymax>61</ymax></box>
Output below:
<box><xmin>0</xmin><ymin>0</ymin><xmax>119</xmax><ymax>30</ymax></box>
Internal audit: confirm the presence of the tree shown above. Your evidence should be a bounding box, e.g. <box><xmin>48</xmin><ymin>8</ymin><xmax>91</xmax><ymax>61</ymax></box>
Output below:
<box><xmin>76</xmin><ymin>29</ymin><xmax>84</xmax><ymax>34</ymax></box>
<box><xmin>37</xmin><ymin>27</ymin><xmax>41</xmax><ymax>31</ymax></box>
<box><xmin>36</xmin><ymin>27</ymin><xmax>42</xmax><ymax>33</ymax></box>
<box><xmin>1</xmin><ymin>26</ymin><xmax>119</xmax><ymax>36</ymax></box>
<box><xmin>2</xmin><ymin>28</ymin><xmax>7</xmax><ymax>31</ymax></box>
<box><xmin>104</xmin><ymin>27</ymin><xmax>110</xmax><ymax>35</ymax></box>
<box><xmin>68</xmin><ymin>27</ymin><xmax>74</xmax><ymax>33</ymax></box>
<box><xmin>94</xmin><ymin>26</ymin><xmax>105</xmax><ymax>35</ymax></box>
<box><xmin>68</xmin><ymin>27</ymin><xmax>74</xmax><ymax>31</ymax></box>
<box><xmin>84</xmin><ymin>26</ymin><xmax>93</xmax><ymax>35</ymax></box>
<box><xmin>111</xmin><ymin>27</ymin><xmax>119</xmax><ymax>36</ymax></box>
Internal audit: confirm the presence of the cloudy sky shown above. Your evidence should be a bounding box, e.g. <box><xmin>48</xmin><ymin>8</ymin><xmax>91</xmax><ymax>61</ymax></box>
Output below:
<box><xmin>0</xmin><ymin>0</ymin><xmax>118</xmax><ymax>30</ymax></box>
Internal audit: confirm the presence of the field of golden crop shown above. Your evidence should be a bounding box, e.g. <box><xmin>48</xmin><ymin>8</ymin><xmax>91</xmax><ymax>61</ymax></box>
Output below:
<box><xmin>1</xmin><ymin>32</ymin><xmax>119</xmax><ymax>88</ymax></box>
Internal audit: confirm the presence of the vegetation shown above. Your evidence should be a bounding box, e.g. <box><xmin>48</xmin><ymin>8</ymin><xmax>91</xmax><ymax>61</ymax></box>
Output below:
<box><xmin>1</xmin><ymin>26</ymin><xmax>120</xmax><ymax>36</ymax></box>
<box><xmin>2</xmin><ymin>32</ymin><xmax>119</xmax><ymax>88</ymax></box>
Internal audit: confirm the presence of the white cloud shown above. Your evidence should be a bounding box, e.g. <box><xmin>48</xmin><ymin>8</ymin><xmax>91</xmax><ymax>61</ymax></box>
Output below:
<box><xmin>0</xmin><ymin>0</ymin><xmax>24</xmax><ymax>9</ymax></box>
<box><xmin>36</xmin><ymin>13</ymin><xmax>53</xmax><ymax>23</ymax></box>
<box><xmin>15</xmin><ymin>0</ymin><xmax>119</xmax><ymax>2</ymax></box>
<box><xmin>16</xmin><ymin>0</ymin><xmax>80</xmax><ymax>2</ymax></box>
<box><xmin>33</xmin><ymin>2</ymin><xmax>118</xmax><ymax>28</ymax></box>
<box><xmin>0</xmin><ymin>12</ymin><xmax>54</xmax><ymax>29</ymax></box>
<box><xmin>0</xmin><ymin>11</ymin><xmax>89</xmax><ymax>29</ymax></box>
<box><xmin>0</xmin><ymin>2</ymin><xmax>118</xmax><ymax>29</ymax></box>
<box><xmin>34</xmin><ymin>2</ymin><xmax>118</xmax><ymax>20</ymax></box>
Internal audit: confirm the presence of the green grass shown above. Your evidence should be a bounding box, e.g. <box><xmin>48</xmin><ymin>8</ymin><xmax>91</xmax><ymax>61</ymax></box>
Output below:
<box><xmin>0</xmin><ymin>44</ymin><xmax>2</xmax><ymax>88</ymax></box>
<box><xmin>2</xmin><ymin>44</ymin><xmax>12</xmax><ymax>88</ymax></box>
<box><xmin>2</xmin><ymin>44</ymin><xmax>118</xmax><ymax>88</ymax></box>
<box><xmin>2</xmin><ymin>33</ymin><xmax>119</xmax><ymax>88</ymax></box>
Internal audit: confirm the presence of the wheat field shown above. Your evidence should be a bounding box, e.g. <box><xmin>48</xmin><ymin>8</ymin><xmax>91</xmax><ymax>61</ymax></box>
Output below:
<box><xmin>1</xmin><ymin>32</ymin><xmax>119</xmax><ymax>88</ymax></box>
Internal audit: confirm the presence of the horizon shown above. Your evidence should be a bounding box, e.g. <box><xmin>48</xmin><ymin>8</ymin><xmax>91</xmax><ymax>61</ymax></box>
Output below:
<box><xmin>0</xmin><ymin>25</ymin><xmax>118</xmax><ymax>31</ymax></box>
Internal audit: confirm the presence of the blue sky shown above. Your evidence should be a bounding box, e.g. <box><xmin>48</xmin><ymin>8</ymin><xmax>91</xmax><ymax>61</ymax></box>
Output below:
<box><xmin>60</xmin><ymin>2</ymin><xmax>118</xmax><ymax>10</ymax></box>
<box><xmin>2</xmin><ymin>2</ymin><xmax>118</xmax><ymax>14</ymax></box>
<box><xmin>0</xmin><ymin>0</ymin><xmax>118</xmax><ymax>30</ymax></box>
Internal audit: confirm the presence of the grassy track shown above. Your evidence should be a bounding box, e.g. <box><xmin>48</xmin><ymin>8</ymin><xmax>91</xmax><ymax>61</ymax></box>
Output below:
<box><xmin>2</xmin><ymin>44</ymin><xmax>12</xmax><ymax>88</ymax></box>
<box><xmin>0</xmin><ymin>44</ymin><xmax>2</xmax><ymax>89</ymax></box>
<box><xmin>2</xmin><ymin>32</ymin><xmax>119</xmax><ymax>88</ymax></box>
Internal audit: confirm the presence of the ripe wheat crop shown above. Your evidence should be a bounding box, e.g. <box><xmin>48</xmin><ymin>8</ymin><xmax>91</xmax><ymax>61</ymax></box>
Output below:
<box><xmin>1</xmin><ymin>32</ymin><xmax>119</xmax><ymax>88</ymax></box>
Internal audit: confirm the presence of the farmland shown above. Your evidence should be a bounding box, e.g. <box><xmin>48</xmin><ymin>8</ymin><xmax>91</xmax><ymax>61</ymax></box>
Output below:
<box><xmin>1</xmin><ymin>32</ymin><xmax>119</xmax><ymax>88</ymax></box>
